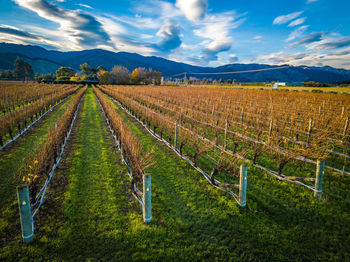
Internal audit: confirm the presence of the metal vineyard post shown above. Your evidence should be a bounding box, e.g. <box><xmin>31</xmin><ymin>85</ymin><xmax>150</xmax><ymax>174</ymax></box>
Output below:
<box><xmin>239</xmin><ymin>165</ymin><xmax>248</xmax><ymax>207</ymax></box>
<box><xmin>314</xmin><ymin>160</ymin><xmax>325</xmax><ymax>198</ymax></box>
<box><xmin>143</xmin><ymin>174</ymin><xmax>152</xmax><ymax>223</ymax></box>
<box><xmin>17</xmin><ymin>184</ymin><xmax>33</xmax><ymax>243</ymax></box>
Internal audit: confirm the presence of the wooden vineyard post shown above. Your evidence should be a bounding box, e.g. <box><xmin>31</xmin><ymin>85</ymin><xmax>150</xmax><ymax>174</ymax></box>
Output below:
<box><xmin>224</xmin><ymin>119</ymin><xmax>228</xmax><ymax>151</ymax></box>
<box><xmin>314</xmin><ymin>160</ymin><xmax>325</xmax><ymax>198</ymax></box>
<box><xmin>307</xmin><ymin>118</ymin><xmax>313</xmax><ymax>144</ymax></box>
<box><xmin>143</xmin><ymin>174</ymin><xmax>152</xmax><ymax>223</ymax></box>
<box><xmin>6</xmin><ymin>97</ymin><xmax>9</xmax><ymax>114</ymax></box>
<box><xmin>342</xmin><ymin>117</ymin><xmax>349</xmax><ymax>143</ymax></box>
<box><xmin>145</xmin><ymin>108</ymin><xmax>148</xmax><ymax>126</ymax></box>
<box><xmin>239</xmin><ymin>165</ymin><xmax>247</xmax><ymax>207</ymax></box>
<box><xmin>23</xmin><ymin>107</ymin><xmax>26</xmax><ymax>128</ymax></box>
<box><xmin>17</xmin><ymin>185</ymin><xmax>33</xmax><ymax>243</ymax></box>
<box><xmin>241</xmin><ymin>107</ymin><xmax>245</xmax><ymax>124</ymax></box>
<box><xmin>268</xmin><ymin>119</ymin><xmax>273</xmax><ymax>143</ymax></box>
<box><xmin>174</xmin><ymin>122</ymin><xmax>178</xmax><ymax>149</ymax></box>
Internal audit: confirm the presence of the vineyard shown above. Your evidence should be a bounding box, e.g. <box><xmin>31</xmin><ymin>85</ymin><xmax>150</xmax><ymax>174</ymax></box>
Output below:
<box><xmin>0</xmin><ymin>83</ymin><xmax>349</xmax><ymax>261</ymax></box>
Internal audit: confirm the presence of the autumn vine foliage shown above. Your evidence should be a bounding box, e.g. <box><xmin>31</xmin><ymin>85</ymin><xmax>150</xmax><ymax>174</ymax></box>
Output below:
<box><xmin>99</xmin><ymin>85</ymin><xmax>349</xmax><ymax>178</ymax></box>
<box><xmin>93</xmin><ymin>87</ymin><xmax>154</xmax><ymax>183</ymax></box>
<box><xmin>98</xmin><ymin>85</ymin><xmax>247</xmax><ymax>183</ymax></box>
<box><xmin>21</xmin><ymin>86</ymin><xmax>87</xmax><ymax>197</ymax></box>
<box><xmin>0</xmin><ymin>82</ymin><xmax>75</xmax><ymax>115</ymax></box>
<box><xmin>0</xmin><ymin>83</ymin><xmax>79</xmax><ymax>146</ymax></box>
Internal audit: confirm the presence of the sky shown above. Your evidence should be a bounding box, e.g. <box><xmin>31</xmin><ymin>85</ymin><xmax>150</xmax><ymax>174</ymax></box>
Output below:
<box><xmin>0</xmin><ymin>0</ymin><xmax>350</xmax><ymax>69</ymax></box>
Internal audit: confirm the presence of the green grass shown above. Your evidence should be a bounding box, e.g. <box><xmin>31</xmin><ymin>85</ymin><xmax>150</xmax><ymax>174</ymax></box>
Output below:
<box><xmin>1</xmin><ymin>87</ymin><xmax>349</xmax><ymax>261</ymax></box>
<box><xmin>103</xmin><ymin>92</ymin><xmax>350</xmax><ymax>261</ymax></box>
<box><xmin>45</xmin><ymin>87</ymin><xmax>140</xmax><ymax>260</ymax></box>
<box><xmin>0</xmin><ymin>92</ymin><xmax>78</xmax><ymax>246</ymax></box>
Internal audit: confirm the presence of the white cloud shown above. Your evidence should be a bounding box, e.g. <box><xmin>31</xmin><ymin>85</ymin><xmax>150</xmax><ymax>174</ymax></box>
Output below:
<box><xmin>315</xmin><ymin>37</ymin><xmax>350</xmax><ymax>50</ymax></box>
<box><xmin>77</xmin><ymin>4</ymin><xmax>93</xmax><ymax>9</ymax></box>
<box><xmin>254</xmin><ymin>35</ymin><xmax>262</xmax><ymax>42</ymax></box>
<box><xmin>286</xmin><ymin>25</ymin><xmax>309</xmax><ymax>41</ymax></box>
<box><xmin>288</xmin><ymin>17</ymin><xmax>306</xmax><ymax>27</ymax></box>
<box><xmin>0</xmin><ymin>24</ymin><xmax>61</xmax><ymax>48</ymax></box>
<box><xmin>329</xmin><ymin>49</ymin><xmax>350</xmax><ymax>56</ymax></box>
<box><xmin>13</xmin><ymin>0</ymin><xmax>111</xmax><ymax>50</ymax></box>
<box><xmin>273</xmin><ymin>11</ymin><xmax>303</xmax><ymax>25</ymax></box>
<box><xmin>156</xmin><ymin>20</ymin><xmax>182</xmax><ymax>52</ymax></box>
<box><xmin>252</xmin><ymin>49</ymin><xmax>350</xmax><ymax>70</ymax></box>
<box><xmin>97</xmin><ymin>16</ymin><xmax>128</xmax><ymax>36</ymax></box>
<box><xmin>114</xmin><ymin>1</ymin><xmax>184</xmax><ymax>31</ymax></box>
<box><xmin>112</xmin><ymin>15</ymin><xmax>160</xmax><ymax>30</ymax></box>
<box><xmin>134</xmin><ymin>0</ymin><xmax>182</xmax><ymax>20</ymax></box>
<box><xmin>175</xmin><ymin>0</ymin><xmax>208</xmax><ymax>22</ymax></box>
<box><xmin>194</xmin><ymin>11</ymin><xmax>246</xmax><ymax>62</ymax></box>
<box><xmin>180</xmin><ymin>43</ymin><xmax>196</xmax><ymax>50</ymax></box>
<box><xmin>228</xmin><ymin>54</ymin><xmax>239</xmax><ymax>63</ymax></box>
<box><xmin>139</xmin><ymin>34</ymin><xmax>154</xmax><ymax>39</ymax></box>
<box><xmin>109</xmin><ymin>35</ymin><xmax>157</xmax><ymax>55</ymax></box>
<box><xmin>288</xmin><ymin>32</ymin><xmax>326</xmax><ymax>49</ymax></box>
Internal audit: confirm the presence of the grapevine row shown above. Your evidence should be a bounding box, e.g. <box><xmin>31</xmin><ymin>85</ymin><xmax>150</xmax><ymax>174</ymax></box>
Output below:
<box><xmin>0</xmin><ymin>82</ymin><xmax>74</xmax><ymax>116</ymax></box>
<box><xmin>22</xmin><ymin>86</ymin><xmax>87</xmax><ymax>199</ymax></box>
<box><xmin>100</xmin><ymin>85</ymin><xmax>348</xmax><ymax>175</ymax></box>
<box><xmin>98</xmin><ymin>87</ymin><xmax>249</xmax><ymax>205</ymax></box>
<box><xmin>0</xmin><ymin>85</ymin><xmax>79</xmax><ymax>146</ymax></box>
<box><xmin>93</xmin><ymin>87</ymin><xmax>153</xmax><ymax>184</ymax></box>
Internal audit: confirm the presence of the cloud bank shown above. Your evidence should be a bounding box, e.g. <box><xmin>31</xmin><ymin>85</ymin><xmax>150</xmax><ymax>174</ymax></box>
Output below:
<box><xmin>14</xmin><ymin>0</ymin><xmax>111</xmax><ymax>49</ymax></box>
<box><xmin>175</xmin><ymin>0</ymin><xmax>208</xmax><ymax>22</ymax></box>
<box><xmin>156</xmin><ymin>20</ymin><xmax>182</xmax><ymax>52</ymax></box>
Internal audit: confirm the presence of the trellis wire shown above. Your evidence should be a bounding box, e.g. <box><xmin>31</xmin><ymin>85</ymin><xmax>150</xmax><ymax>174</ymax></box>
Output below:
<box><xmin>0</xmin><ymin>90</ymin><xmax>78</xmax><ymax>151</ymax></box>
<box><xmin>95</xmin><ymin>94</ymin><xmax>145</xmax><ymax>207</ymax></box>
<box><xmin>115</xmin><ymin>90</ymin><xmax>349</xmax><ymax>176</ymax></box>
<box><xmin>106</xmin><ymin>93</ymin><xmax>244</xmax><ymax>205</ymax></box>
<box><xmin>106</xmin><ymin>90</ymin><xmax>322</xmax><ymax>193</ymax></box>
<box><xmin>31</xmin><ymin>94</ymin><xmax>84</xmax><ymax>218</ymax></box>
<box><xmin>128</xmin><ymin>90</ymin><xmax>349</xmax><ymax>167</ymax></box>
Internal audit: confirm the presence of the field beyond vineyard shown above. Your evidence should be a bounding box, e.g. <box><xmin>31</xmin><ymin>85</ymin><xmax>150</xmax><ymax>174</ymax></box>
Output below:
<box><xmin>0</xmin><ymin>83</ymin><xmax>349</xmax><ymax>261</ymax></box>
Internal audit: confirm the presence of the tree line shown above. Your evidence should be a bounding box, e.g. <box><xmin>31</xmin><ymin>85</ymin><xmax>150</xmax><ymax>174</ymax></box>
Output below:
<box><xmin>54</xmin><ymin>63</ymin><xmax>162</xmax><ymax>85</ymax></box>
<box><xmin>0</xmin><ymin>58</ymin><xmax>33</xmax><ymax>81</ymax></box>
<box><xmin>0</xmin><ymin>58</ymin><xmax>162</xmax><ymax>85</ymax></box>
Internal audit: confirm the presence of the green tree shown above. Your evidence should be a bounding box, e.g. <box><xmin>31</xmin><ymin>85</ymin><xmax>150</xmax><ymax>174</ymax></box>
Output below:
<box><xmin>97</xmin><ymin>65</ymin><xmax>106</xmax><ymax>72</ymax></box>
<box><xmin>34</xmin><ymin>73</ymin><xmax>40</xmax><ymax>81</ymax></box>
<box><xmin>97</xmin><ymin>70</ymin><xmax>111</xmax><ymax>84</ymax></box>
<box><xmin>56</xmin><ymin>67</ymin><xmax>75</xmax><ymax>81</ymax></box>
<box><xmin>41</xmin><ymin>73</ymin><xmax>55</xmax><ymax>82</ymax></box>
<box><xmin>3</xmin><ymin>70</ymin><xmax>14</xmax><ymax>79</ymax></box>
<box><xmin>131</xmin><ymin>67</ymin><xmax>147</xmax><ymax>84</ymax></box>
<box><xmin>80</xmin><ymin>63</ymin><xmax>92</xmax><ymax>77</ymax></box>
<box><xmin>14</xmin><ymin>58</ymin><xmax>33</xmax><ymax>81</ymax></box>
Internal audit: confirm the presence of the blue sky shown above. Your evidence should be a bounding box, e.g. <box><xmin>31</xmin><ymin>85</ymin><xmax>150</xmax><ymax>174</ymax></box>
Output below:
<box><xmin>1</xmin><ymin>0</ymin><xmax>350</xmax><ymax>69</ymax></box>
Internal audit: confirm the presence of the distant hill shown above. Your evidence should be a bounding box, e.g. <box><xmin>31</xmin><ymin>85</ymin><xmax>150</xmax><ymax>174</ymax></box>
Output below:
<box><xmin>1</xmin><ymin>42</ymin><xmax>350</xmax><ymax>83</ymax></box>
<box><xmin>0</xmin><ymin>51</ymin><xmax>62</xmax><ymax>74</ymax></box>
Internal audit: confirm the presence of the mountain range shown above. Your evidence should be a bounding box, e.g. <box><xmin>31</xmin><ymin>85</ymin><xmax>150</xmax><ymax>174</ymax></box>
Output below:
<box><xmin>1</xmin><ymin>43</ymin><xmax>350</xmax><ymax>83</ymax></box>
